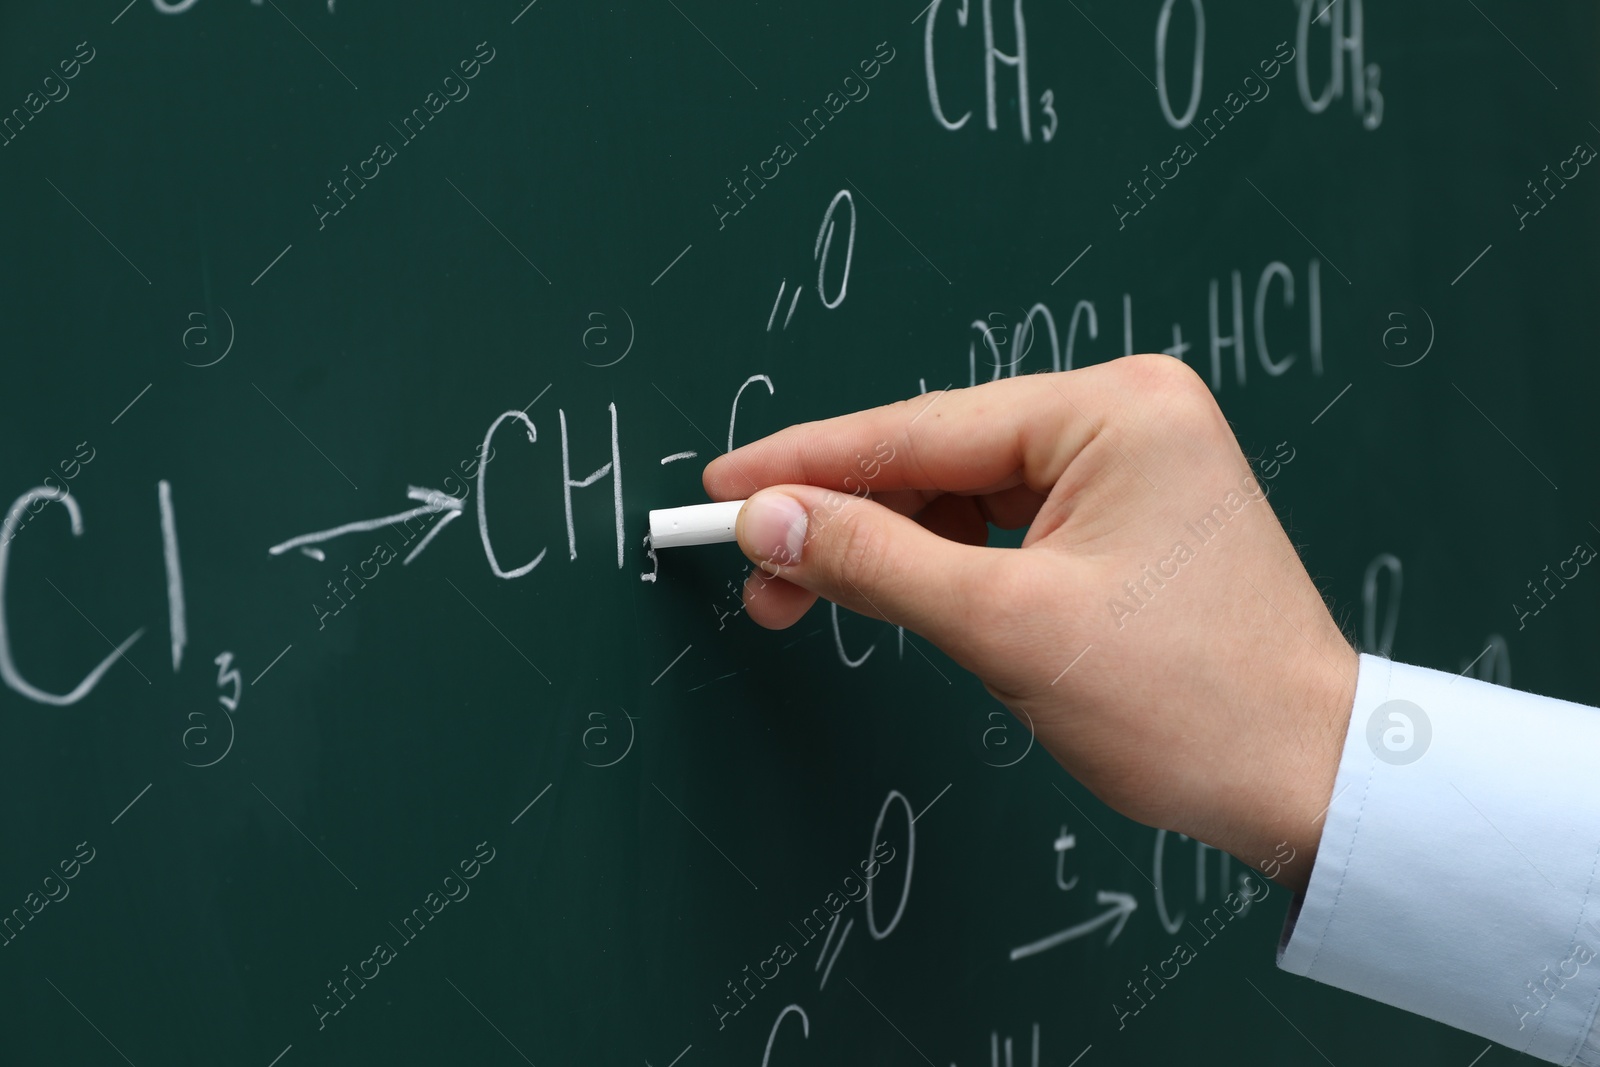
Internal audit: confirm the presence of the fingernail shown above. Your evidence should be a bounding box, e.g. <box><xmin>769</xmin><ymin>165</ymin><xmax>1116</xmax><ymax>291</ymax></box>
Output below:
<box><xmin>741</xmin><ymin>492</ymin><xmax>807</xmax><ymax>568</ymax></box>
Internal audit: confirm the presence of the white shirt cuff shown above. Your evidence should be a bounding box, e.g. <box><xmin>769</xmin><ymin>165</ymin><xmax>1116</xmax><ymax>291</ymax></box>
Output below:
<box><xmin>1278</xmin><ymin>653</ymin><xmax>1600</xmax><ymax>1065</ymax></box>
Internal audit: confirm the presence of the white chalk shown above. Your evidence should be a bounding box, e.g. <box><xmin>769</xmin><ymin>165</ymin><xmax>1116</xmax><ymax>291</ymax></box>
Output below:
<box><xmin>649</xmin><ymin>500</ymin><xmax>746</xmax><ymax>549</ymax></box>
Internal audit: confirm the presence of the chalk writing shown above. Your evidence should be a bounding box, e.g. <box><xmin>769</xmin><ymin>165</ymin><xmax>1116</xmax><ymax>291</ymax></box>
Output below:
<box><xmin>1296</xmin><ymin>0</ymin><xmax>1383</xmax><ymax>129</ymax></box>
<box><xmin>944</xmin><ymin>258</ymin><xmax>1324</xmax><ymax>393</ymax></box>
<box><xmin>923</xmin><ymin>0</ymin><xmax>1048</xmax><ymax>143</ymax></box>
<box><xmin>0</xmin><ymin>487</ymin><xmax>144</xmax><ymax>707</ymax></box>
<box><xmin>1118</xmin><ymin>41</ymin><xmax>1297</xmax><ymax>228</ymax></box>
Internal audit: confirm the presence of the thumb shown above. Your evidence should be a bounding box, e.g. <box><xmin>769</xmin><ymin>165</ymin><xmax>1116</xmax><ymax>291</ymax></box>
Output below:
<box><xmin>733</xmin><ymin>485</ymin><xmax>999</xmax><ymax>653</ymax></box>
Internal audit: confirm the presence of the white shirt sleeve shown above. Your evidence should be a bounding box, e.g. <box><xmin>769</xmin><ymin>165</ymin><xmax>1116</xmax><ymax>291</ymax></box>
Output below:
<box><xmin>1277</xmin><ymin>653</ymin><xmax>1600</xmax><ymax>1065</ymax></box>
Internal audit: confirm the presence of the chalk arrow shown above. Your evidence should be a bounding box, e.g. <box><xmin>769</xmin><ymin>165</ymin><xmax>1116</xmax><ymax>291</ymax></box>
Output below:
<box><xmin>267</xmin><ymin>486</ymin><xmax>464</xmax><ymax>565</ymax></box>
<box><xmin>1008</xmin><ymin>890</ymin><xmax>1139</xmax><ymax>961</ymax></box>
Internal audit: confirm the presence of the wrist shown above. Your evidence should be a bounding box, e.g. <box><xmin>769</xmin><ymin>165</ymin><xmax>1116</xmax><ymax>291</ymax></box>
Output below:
<box><xmin>1206</xmin><ymin>642</ymin><xmax>1359</xmax><ymax>895</ymax></box>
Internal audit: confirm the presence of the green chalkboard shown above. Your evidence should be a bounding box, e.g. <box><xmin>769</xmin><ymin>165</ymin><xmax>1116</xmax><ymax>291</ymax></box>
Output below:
<box><xmin>2</xmin><ymin>1</ymin><xmax>1597</xmax><ymax>1064</ymax></box>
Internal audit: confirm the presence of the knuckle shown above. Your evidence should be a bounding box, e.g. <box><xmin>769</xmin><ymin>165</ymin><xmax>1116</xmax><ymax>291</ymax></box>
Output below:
<box><xmin>1124</xmin><ymin>351</ymin><xmax>1205</xmax><ymax>397</ymax></box>
<box><xmin>1119</xmin><ymin>353</ymin><xmax>1227</xmax><ymax>435</ymax></box>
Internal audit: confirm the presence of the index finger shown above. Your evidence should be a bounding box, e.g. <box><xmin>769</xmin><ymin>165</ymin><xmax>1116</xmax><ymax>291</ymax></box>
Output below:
<box><xmin>702</xmin><ymin>369</ymin><xmax>1103</xmax><ymax>503</ymax></box>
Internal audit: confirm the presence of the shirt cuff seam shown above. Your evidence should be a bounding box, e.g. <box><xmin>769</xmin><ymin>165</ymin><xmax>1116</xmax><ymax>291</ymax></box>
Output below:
<box><xmin>1303</xmin><ymin>654</ymin><xmax>1391</xmax><ymax>980</ymax></box>
<box><xmin>1554</xmin><ymin>866</ymin><xmax>1600</xmax><ymax>1062</ymax></box>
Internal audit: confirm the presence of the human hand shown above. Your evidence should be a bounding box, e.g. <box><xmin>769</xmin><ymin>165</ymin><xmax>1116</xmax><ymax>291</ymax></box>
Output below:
<box><xmin>702</xmin><ymin>355</ymin><xmax>1356</xmax><ymax>893</ymax></box>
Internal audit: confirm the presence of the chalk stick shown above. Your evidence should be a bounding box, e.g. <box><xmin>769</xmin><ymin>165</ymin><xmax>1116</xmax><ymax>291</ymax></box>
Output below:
<box><xmin>649</xmin><ymin>500</ymin><xmax>746</xmax><ymax>549</ymax></box>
